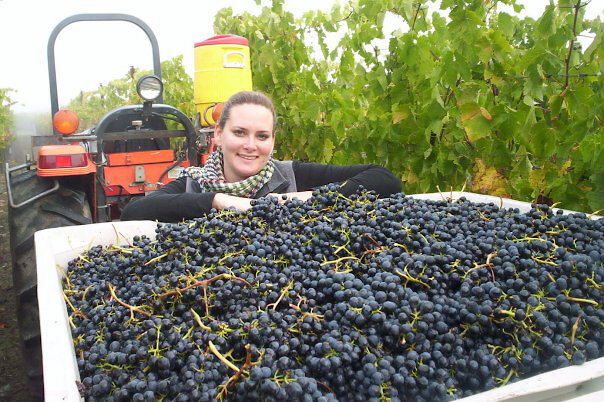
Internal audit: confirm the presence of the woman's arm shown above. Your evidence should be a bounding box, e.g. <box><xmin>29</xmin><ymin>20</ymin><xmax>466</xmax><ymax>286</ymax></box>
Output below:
<box><xmin>292</xmin><ymin>162</ymin><xmax>402</xmax><ymax>198</ymax></box>
<box><xmin>120</xmin><ymin>177</ymin><xmax>216</xmax><ymax>222</ymax></box>
<box><xmin>121</xmin><ymin>178</ymin><xmax>254</xmax><ymax>222</ymax></box>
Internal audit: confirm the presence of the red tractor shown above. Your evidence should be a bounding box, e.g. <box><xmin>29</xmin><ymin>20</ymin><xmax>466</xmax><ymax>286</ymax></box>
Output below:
<box><xmin>5</xmin><ymin>14</ymin><xmax>220</xmax><ymax>397</ymax></box>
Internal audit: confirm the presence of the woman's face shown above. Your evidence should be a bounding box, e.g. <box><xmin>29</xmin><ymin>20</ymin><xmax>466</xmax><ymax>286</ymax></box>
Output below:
<box><xmin>215</xmin><ymin>103</ymin><xmax>275</xmax><ymax>183</ymax></box>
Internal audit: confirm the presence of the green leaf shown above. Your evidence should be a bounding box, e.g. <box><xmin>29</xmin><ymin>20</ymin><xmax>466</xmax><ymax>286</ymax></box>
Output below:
<box><xmin>513</xmin><ymin>3</ymin><xmax>524</xmax><ymax>13</ymax></box>
<box><xmin>498</xmin><ymin>13</ymin><xmax>515</xmax><ymax>38</ymax></box>
<box><xmin>461</xmin><ymin>103</ymin><xmax>490</xmax><ymax>142</ymax></box>
<box><xmin>537</xmin><ymin>5</ymin><xmax>556</xmax><ymax>37</ymax></box>
<box><xmin>587</xmin><ymin>169</ymin><xmax>604</xmax><ymax>211</ymax></box>
<box><xmin>377</xmin><ymin>72</ymin><xmax>388</xmax><ymax>91</ymax></box>
<box><xmin>519</xmin><ymin>47</ymin><xmax>546</xmax><ymax>70</ymax></box>
<box><xmin>466</xmin><ymin>10</ymin><xmax>483</xmax><ymax>26</ymax></box>
<box><xmin>530</xmin><ymin>121</ymin><xmax>556</xmax><ymax>159</ymax></box>
<box><xmin>323</xmin><ymin>137</ymin><xmax>335</xmax><ymax>162</ymax></box>
<box><xmin>464</xmin><ymin>116</ymin><xmax>491</xmax><ymax>143</ymax></box>
<box><xmin>524</xmin><ymin>64</ymin><xmax>545</xmax><ymax>100</ymax></box>
<box><xmin>549</xmin><ymin>94</ymin><xmax>563</xmax><ymax>117</ymax></box>
<box><xmin>460</xmin><ymin>102</ymin><xmax>480</xmax><ymax>123</ymax></box>
<box><xmin>401</xmin><ymin>0</ymin><xmax>414</xmax><ymax>21</ymax></box>
<box><xmin>392</xmin><ymin>103</ymin><xmax>411</xmax><ymax>124</ymax></box>
<box><xmin>522</xmin><ymin>107</ymin><xmax>537</xmax><ymax>133</ymax></box>
<box><xmin>584</xmin><ymin>31</ymin><xmax>602</xmax><ymax>60</ymax></box>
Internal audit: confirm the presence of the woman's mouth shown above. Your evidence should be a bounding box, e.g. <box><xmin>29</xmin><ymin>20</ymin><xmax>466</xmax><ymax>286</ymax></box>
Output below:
<box><xmin>237</xmin><ymin>154</ymin><xmax>258</xmax><ymax>160</ymax></box>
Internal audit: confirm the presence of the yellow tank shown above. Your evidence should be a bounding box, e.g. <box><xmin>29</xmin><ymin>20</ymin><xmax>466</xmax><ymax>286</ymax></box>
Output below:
<box><xmin>194</xmin><ymin>35</ymin><xmax>252</xmax><ymax>126</ymax></box>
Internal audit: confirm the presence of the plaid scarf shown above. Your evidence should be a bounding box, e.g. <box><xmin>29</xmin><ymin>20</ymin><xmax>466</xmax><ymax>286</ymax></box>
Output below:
<box><xmin>179</xmin><ymin>149</ymin><xmax>275</xmax><ymax>198</ymax></box>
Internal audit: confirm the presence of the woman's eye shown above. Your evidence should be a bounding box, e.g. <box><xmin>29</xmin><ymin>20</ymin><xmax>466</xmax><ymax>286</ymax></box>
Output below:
<box><xmin>258</xmin><ymin>133</ymin><xmax>270</xmax><ymax>140</ymax></box>
<box><xmin>233</xmin><ymin>130</ymin><xmax>244</xmax><ymax>136</ymax></box>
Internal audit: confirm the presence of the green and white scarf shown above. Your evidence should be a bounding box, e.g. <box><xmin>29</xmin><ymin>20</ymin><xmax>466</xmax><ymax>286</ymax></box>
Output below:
<box><xmin>179</xmin><ymin>149</ymin><xmax>275</xmax><ymax>198</ymax></box>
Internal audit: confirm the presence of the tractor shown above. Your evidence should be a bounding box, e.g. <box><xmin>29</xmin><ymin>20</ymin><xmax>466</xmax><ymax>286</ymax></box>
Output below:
<box><xmin>4</xmin><ymin>14</ymin><xmax>246</xmax><ymax>398</ymax></box>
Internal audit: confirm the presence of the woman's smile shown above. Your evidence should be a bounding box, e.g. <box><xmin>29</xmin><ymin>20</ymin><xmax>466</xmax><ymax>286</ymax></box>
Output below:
<box><xmin>237</xmin><ymin>154</ymin><xmax>259</xmax><ymax>160</ymax></box>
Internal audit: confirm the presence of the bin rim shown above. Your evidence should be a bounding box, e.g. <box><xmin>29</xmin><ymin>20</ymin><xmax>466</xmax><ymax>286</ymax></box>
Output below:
<box><xmin>195</xmin><ymin>34</ymin><xmax>248</xmax><ymax>47</ymax></box>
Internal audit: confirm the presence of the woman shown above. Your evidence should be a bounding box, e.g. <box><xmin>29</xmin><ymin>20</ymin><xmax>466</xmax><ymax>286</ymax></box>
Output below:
<box><xmin>121</xmin><ymin>91</ymin><xmax>402</xmax><ymax>223</ymax></box>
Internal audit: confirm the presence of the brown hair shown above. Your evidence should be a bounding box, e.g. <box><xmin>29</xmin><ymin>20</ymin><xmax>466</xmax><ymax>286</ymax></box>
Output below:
<box><xmin>217</xmin><ymin>91</ymin><xmax>277</xmax><ymax>134</ymax></box>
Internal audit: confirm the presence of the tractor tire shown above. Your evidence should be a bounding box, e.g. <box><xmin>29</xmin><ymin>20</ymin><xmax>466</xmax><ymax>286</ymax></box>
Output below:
<box><xmin>7</xmin><ymin>170</ymin><xmax>92</xmax><ymax>400</ymax></box>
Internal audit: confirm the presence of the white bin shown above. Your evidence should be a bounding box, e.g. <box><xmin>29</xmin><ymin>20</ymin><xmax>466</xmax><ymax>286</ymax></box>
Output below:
<box><xmin>34</xmin><ymin>193</ymin><xmax>603</xmax><ymax>401</ymax></box>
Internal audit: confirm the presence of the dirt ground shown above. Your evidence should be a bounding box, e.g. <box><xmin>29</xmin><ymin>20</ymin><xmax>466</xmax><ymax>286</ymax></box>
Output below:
<box><xmin>0</xmin><ymin>171</ymin><xmax>32</xmax><ymax>401</ymax></box>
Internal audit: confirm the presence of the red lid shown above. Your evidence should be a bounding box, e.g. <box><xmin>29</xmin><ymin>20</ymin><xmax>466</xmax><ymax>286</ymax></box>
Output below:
<box><xmin>195</xmin><ymin>35</ymin><xmax>249</xmax><ymax>47</ymax></box>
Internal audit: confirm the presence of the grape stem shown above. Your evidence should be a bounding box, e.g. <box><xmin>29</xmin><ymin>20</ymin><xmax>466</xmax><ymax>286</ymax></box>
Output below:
<box><xmin>190</xmin><ymin>308</ymin><xmax>212</xmax><ymax>331</ymax></box>
<box><xmin>267</xmin><ymin>280</ymin><xmax>294</xmax><ymax>311</ymax></box>
<box><xmin>158</xmin><ymin>273</ymin><xmax>251</xmax><ymax>316</ymax></box>
<box><xmin>571</xmin><ymin>313</ymin><xmax>583</xmax><ymax>345</ymax></box>
<box><xmin>462</xmin><ymin>252</ymin><xmax>497</xmax><ymax>281</ymax></box>
<box><xmin>395</xmin><ymin>267</ymin><xmax>430</xmax><ymax>289</ymax></box>
<box><xmin>209</xmin><ymin>341</ymin><xmax>240</xmax><ymax>373</ymax></box>
<box><xmin>107</xmin><ymin>283</ymin><xmax>151</xmax><ymax>319</ymax></box>
<box><xmin>63</xmin><ymin>293</ymin><xmax>88</xmax><ymax>320</ymax></box>
<box><xmin>218</xmin><ymin>344</ymin><xmax>253</xmax><ymax>400</ymax></box>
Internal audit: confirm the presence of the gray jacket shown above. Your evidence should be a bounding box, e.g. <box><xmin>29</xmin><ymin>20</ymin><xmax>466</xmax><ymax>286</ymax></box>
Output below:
<box><xmin>185</xmin><ymin>160</ymin><xmax>297</xmax><ymax>196</ymax></box>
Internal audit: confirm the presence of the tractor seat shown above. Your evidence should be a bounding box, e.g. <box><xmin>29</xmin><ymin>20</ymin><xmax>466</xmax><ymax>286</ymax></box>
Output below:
<box><xmin>101</xmin><ymin>113</ymin><xmax>171</xmax><ymax>154</ymax></box>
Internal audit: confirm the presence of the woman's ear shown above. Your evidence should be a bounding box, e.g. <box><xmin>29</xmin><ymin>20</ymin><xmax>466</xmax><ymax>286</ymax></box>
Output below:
<box><xmin>214</xmin><ymin>124</ymin><xmax>222</xmax><ymax>147</ymax></box>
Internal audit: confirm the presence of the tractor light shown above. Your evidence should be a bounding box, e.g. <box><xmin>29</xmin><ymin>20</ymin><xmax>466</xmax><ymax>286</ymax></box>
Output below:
<box><xmin>136</xmin><ymin>75</ymin><xmax>163</xmax><ymax>101</ymax></box>
<box><xmin>52</xmin><ymin>109</ymin><xmax>80</xmax><ymax>135</ymax></box>
<box><xmin>39</xmin><ymin>154</ymin><xmax>88</xmax><ymax>169</ymax></box>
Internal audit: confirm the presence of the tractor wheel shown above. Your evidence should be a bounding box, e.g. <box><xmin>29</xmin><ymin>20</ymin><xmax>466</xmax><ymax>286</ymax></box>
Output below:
<box><xmin>7</xmin><ymin>170</ymin><xmax>92</xmax><ymax>399</ymax></box>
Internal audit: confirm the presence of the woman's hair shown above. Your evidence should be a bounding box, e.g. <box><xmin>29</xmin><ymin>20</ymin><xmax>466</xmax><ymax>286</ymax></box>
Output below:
<box><xmin>217</xmin><ymin>91</ymin><xmax>277</xmax><ymax>134</ymax></box>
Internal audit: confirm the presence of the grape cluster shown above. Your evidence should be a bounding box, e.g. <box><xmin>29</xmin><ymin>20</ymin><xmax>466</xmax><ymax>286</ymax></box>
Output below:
<box><xmin>64</xmin><ymin>185</ymin><xmax>604</xmax><ymax>401</ymax></box>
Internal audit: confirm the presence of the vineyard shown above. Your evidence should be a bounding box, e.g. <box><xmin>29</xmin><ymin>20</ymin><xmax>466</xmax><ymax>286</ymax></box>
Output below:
<box><xmin>212</xmin><ymin>0</ymin><xmax>603</xmax><ymax>215</ymax></box>
<box><xmin>2</xmin><ymin>0</ymin><xmax>594</xmax><ymax>214</ymax></box>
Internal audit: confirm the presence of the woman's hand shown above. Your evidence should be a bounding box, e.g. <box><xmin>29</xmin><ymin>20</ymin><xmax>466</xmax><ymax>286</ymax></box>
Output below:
<box><xmin>212</xmin><ymin>193</ymin><xmax>253</xmax><ymax>211</ymax></box>
<box><xmin>268</xmin><ymin>191</ymin><xmax>314</xmax><ymax>203</ymax></box>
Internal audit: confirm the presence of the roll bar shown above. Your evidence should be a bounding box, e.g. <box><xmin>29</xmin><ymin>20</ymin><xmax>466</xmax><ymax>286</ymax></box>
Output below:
<box><xmin>47</xmin><ymin>14</ymin><xmax>163</xmax><ymax>132</ymax></box>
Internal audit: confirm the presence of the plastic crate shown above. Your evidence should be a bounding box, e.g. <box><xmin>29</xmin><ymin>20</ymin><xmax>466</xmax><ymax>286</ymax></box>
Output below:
<box><xmin>34</xmin><ymin>193</ymin><xmax>603</xmax><ymax>400</ymax></box>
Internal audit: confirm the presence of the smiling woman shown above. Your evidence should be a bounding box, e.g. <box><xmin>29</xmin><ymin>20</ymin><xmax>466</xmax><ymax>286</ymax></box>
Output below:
<box><xmin>121</xmin><ymin>91</ymin><xmax>402</xmax><ymax>223</ymax></box>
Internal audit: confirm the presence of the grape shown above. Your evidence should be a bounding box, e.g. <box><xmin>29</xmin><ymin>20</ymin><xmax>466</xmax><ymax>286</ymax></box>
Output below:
<box><xmin>63</xmin><ymin>186</ymin><xmax>604</xmax><ymax>401</ymax></box>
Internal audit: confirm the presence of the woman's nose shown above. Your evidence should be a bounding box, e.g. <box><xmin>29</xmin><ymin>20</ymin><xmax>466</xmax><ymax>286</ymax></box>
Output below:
<box><xmin>243</xmin><ymin>135</ymin><xmax>256</xmax><ymax>149</ymax></box>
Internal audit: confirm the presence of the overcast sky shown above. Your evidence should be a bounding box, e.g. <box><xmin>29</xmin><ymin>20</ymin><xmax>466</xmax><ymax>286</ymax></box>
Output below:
<box><xmin>0</xmin><ymin>0</ymin><xmax>602</xmax><ymax>116</ymax></box>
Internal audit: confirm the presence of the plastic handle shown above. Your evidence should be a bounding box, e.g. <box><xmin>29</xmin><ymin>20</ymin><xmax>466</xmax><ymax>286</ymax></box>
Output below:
<box><xmin>223</xmin><ymin>51</ymin><xmax>246</xmax><ymax>68</ymax></box>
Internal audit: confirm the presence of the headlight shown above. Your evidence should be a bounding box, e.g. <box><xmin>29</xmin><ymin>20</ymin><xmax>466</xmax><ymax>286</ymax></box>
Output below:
<box><xmin>136</xmin><ymin>75</ymin><xmax>163</xmax><ymax>101</ymax></box>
